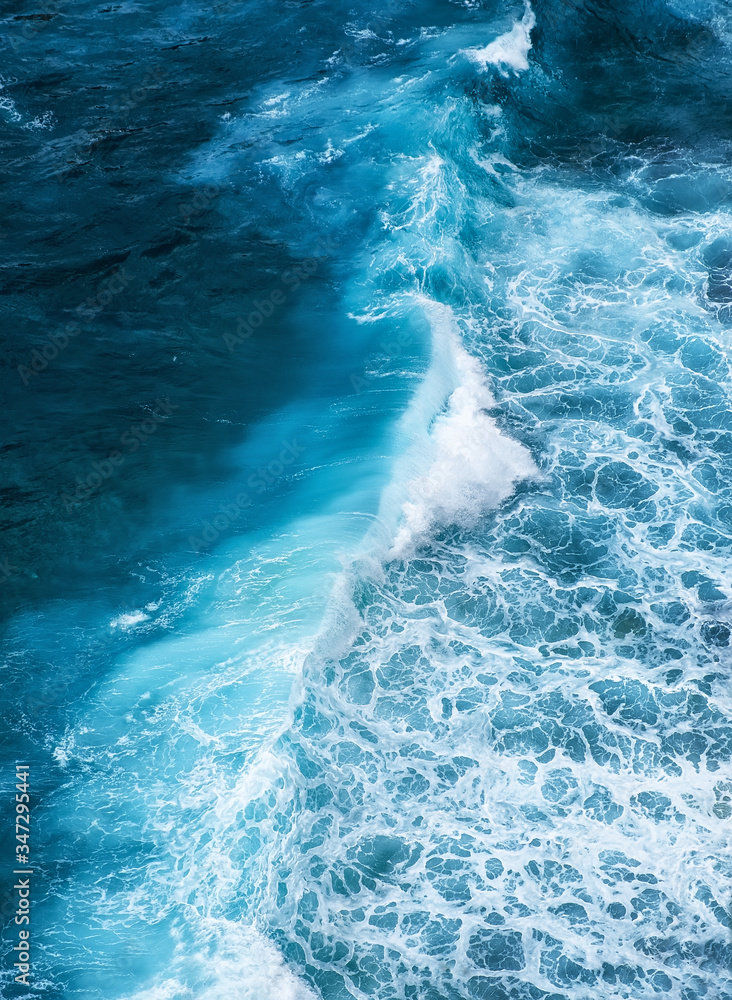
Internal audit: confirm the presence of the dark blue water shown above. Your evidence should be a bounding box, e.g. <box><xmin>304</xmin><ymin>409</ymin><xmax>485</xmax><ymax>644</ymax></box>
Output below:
<box><xmin>1</xmin><ymin>1</ymin><xmax>731</xmax><ymax>998</ymax></box>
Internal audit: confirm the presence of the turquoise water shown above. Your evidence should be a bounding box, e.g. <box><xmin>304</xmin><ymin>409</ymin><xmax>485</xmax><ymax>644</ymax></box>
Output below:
<box><xmin>1</xmin><ymin>1</ymin><xmax>731</xmax><ymax>998</ymax></box>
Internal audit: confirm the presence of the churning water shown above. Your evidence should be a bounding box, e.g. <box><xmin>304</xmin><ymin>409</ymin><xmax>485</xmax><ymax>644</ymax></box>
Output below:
<box><xmin>1</xmin><ymin>1</ymin><xmax>731</xmax><ymax>998</ymax></box>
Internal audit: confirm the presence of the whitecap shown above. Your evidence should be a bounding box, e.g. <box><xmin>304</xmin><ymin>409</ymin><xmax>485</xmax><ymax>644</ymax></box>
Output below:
<box><xmin>110</xmin><ymin>610</ymin><xmax>150</xmax><ymax>630</ymax></box>
<box><xmin>462</xmin><ymin>2</ymin><xmax>536</xmax><ymax>76</ymax></box>
<box><xmin>388</xmin><ymin>299</ymin><xmax>537</xmax><ymax>557</ymax></box>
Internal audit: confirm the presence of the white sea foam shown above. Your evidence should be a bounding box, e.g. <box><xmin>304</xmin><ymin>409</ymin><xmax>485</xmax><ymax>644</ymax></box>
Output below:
<box><xmin>462</xmin><ymin>2</ymin><xmax>536</xmax><ymax>76</ymax></box>
<box><xmin>0</xmin><ymin>94</ymin><xmax>22</xmax><ymax>123</ymax></box>
<box><xmin>388</xmin><ymin>299</ymin><xmax>537</xmax><ymax>556</ymax></box>
<box><xmin>122</xmin><ymin>981</ymin><xmax>189</xmax><ymax>1000</ymax></box>
<box><xmin>110</xmin><ymin>610</ymin><xmax>150</xmax><ymax>629</ymax></box>
<box><xmin>109</xmin><ymin>916</ymin><xmax>312</xmax><ymax>1000</ymax></box>
<box><xmin>193</xmin><ymin>923</ymin><xmax>318</xmax><ymax>1000</ymax></box>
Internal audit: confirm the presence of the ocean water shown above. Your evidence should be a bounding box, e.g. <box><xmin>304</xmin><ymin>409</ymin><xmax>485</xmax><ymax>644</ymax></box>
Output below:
<box><xmin>1</xmin><ymin>1</ymin><xmax>731</xmax><ymax>998</ymax></box>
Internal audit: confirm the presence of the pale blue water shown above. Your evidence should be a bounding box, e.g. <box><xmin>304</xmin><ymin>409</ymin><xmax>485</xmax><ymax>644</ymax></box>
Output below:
<box><xmin>1</xmin><ymin>1</ymin><xmax>731</xmax><ymax>998</ymax></box>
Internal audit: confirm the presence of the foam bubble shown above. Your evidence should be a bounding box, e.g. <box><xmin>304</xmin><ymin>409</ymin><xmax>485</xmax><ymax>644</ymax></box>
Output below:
<box><xmin>462</xmin><ymin>3</ymin><xmax>536</xmax><ymax>76</ymax></box>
